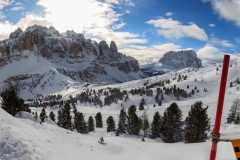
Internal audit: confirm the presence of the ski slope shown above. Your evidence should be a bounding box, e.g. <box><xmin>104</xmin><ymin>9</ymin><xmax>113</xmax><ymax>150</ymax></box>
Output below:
<box><xmin>1</xmin><ymin>62</ymin><xmax>240</xmax><ymax>160</ymax></box>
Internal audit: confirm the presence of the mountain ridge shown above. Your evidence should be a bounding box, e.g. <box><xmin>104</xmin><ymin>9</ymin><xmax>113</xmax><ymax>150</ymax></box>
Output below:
<box><xmin>0</xmin><ymin>25</ymin><xmax>145</xmax><ymax>98</ymax></box>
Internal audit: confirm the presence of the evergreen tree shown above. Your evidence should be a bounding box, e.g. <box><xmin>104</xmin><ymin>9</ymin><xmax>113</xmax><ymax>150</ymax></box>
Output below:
<box><xmin>75</xmin><ymin>112</ymin><xmax>88</xmax><ymax>134</ymax></box>
<box><xmin>141</xmin><ymin>98</ymin><xmax>145</xmax><ymax>105</ymax></box>
<box><xmin>184</xmin><ymin>101</ymin><xmax>210</xmax><ymax>143</ymax></box>
<box><xmin>39</xmin><ymin>108</ymin><xmax>47</xmax><ymax>123</ymax></box>
<box><xmin>87</xmin><ymin>116</ymin><xmax>95</xmax><ymax>132</ymax></box>
<box><xmin>49</xmin><ymin>111</ymin><xmax>55</xmax><ymax>122</ymax></box>
<box><xmin>150</xmin><ymin>111</ymin><xmax>162</xmax><ymax>139</ymax></box>
<box><xmin>57</xmin><ymin>110</ymin><xmax>63</xmax><ymax>127</ymax></box>
<box><xmin>116</xmin><ymin>109</ymin><xmax>127</xmax><ymax>136</ymax></box>
<box><xmin>227</xmin><ymin>99</ymin><xmax>240</xmax><ymax>124</ymax></box>
<box><xmin>61</xmin><ymin>103</ymin><xmax>72</xmax><ymax>130</ymax></box>
<box><xmin>0</xmin><ymin>86</ymin><xmax>20</xmax><ymax>116</ymax></box>
<box><xmin>235</xmin><ymin>113</ymin><xmax>240</xmax><ymax>124</ymax></box>
<box><xmin>139</xmin><ymin>102</ymin><xmax>144</xmax><ymax>110</ymax></box>
<box><xmin>106</xmin><ymin>116</ymin><xmax>116</xmax><ymax>132</ymax></box>
<box><xmin>161</xmin><ymin>102</ymin><xmax>183</xmax><ymax>143</ymax></box>
<box><xmin>127</xmin><ymin>105</ymin><xmax>140</xmax><ymax>135</ymax></box>
<box><xmin>95</xmin><ymin>112</ymin><xmax>103</xmax><ymax>128</ymax></box>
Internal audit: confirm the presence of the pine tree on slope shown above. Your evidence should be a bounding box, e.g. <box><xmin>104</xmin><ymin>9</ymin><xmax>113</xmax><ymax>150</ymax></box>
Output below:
<box><xmin>116</xmin><ymin>109</ymin><xmax>127</xmax><ymax>136</ymax></box>
<box><xmin>161</xmin><ymin>102</ymin><xmax>183</xmax><ymax>143</ymax></box>
<box><xmin>184</xmin><ymin>101</ymin><xmax>210</xmax><ymax>143</ymax></box>
<box><xmin>49</xmin><ymin>111</ymin><xmax>56</xmax><ymax>122</ymax></box>
<box><xmin>127</xmin><ymin>105</ymin><xmax>140</xmax><ymax>135</ymax></box>
<box><xmin>87</xmin><ymin>116</ymin><xmax>95</xmax><ymax>132</ymax></box>
<box><xmin>95</xmin><ymin>112</ymin><xmax>103</xmax><ymax>128</ymax></box>
<box><xmin>40</xmin><ymin>108</ymin><xmax>47</xmax><ymax>123</ymax></box>
<box><xmin>75</xmin><ymin>112</ymin><xmax>88</xmax><ymax>134</ymax></box>
<box><xmin>61</xmin><ymin>103</ymin><xmax>72</xmax><ymax>130</ymax></box>
<box><xmin>106</xmin><ymin>116</ymin><xmax>116</xmax><ymax>132</ymax></box>
<box><xmin>150</xmin><ymin>111</ymin><xmax>162</xmax><ymax>139</ymax></box>
<box><xmin>0</xmin><ymin>86</ymin><xmax>21</xmax><ymax>116</ymax></box>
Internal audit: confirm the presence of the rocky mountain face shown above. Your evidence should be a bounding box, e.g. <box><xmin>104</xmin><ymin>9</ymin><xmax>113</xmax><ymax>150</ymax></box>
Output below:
<box><xmin>0</xmin><ymin>25</ymin><xmax>144</xmax><ymax>98</ymax></box>
<box><xmin>159</xmin><ymin>50</ymin><xmax>202</xmax><ymax>68</ymax></box>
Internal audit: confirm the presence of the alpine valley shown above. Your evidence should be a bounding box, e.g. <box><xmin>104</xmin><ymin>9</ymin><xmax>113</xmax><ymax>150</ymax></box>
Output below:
<box><xmin>1</xmin><ymin>25</ymin><xmax>240</xmax><ymax>160</ymax></box>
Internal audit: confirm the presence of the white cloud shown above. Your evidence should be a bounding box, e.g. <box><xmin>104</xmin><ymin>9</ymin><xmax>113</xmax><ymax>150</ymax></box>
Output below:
<box><xmin>210</xmin><ymin>37</ymin><xmax>234</xmax><ymax>47</ymax></box>
<box><xmin>126</xmin><ymin>10</ymin><xmax>130</xmax><ymax>13</ymax></box>
<box><xmin>197</xmin><ymin>45</ymin><xmax>240</xmax><ymax>64</ymax></box>
<box><xmin>165</xmin><ymin>12</ymin><xmax>175</xmax><ymax>17</ymax></box>
<box><xmin>0</xmin><ymin>11</ymin><xmax>5</xmax><ymax>19</ymax></box>
<box><xmin>119</xmin><ymin>43</ymin><xmax>182</xmax><ymax>65</ymax></box>
<box><xmin>10</xmin><ymin>6</ymin><xmax>25</xmax><ymax>11</ymax></box>
<box><xmin>0</xmin><ymin>0</ymin><xmax>13</xmax><ymax>10</ymax></box>
<box><xmin>10</xmin><ymin>3</ymin><xmax>25</xmax><ymax>11</ymax></box>
<box><xmin>0</xmin><ymin>21</ymin><xmax>17</xmax><ymax>40</ymax></box>
<box><xmin>208</xmin><ymin>0</ymin><xmax>240</xmax><ymax>27</ymax></box>
<box><xmin>124</xmin><ymin>0</ymin><xmax>135</xmax><ymax>6</ymax></box>
<box><xmin>0</xmin><ymin>0</ymin><xmax>145</xmax><ymax>46</ymax></box>
<box><xmin>209</xmin><ymin>23</ymin><xmax>215</xmax><ymax>27</ymax></box>
<box><xmin>104</xmin><ymin>0</ymin><xmax>120</xmax><ymax>4</ymax></box>
<box><xmin>112</xmin><ymin>21</ymin><xmax>126</xmax><ymax>30</ymax></box>
<box><xmin>146</xmin><ymin>17</ymin><xmax>208</xmax><ymax>41</ymax></box>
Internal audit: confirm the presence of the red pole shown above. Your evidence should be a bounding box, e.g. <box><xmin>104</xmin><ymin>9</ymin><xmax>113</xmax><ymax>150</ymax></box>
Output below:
<box><xmin>209</xmin><ymin>55</ymin><xmax>230</xmax><ymax>160</ymax></box>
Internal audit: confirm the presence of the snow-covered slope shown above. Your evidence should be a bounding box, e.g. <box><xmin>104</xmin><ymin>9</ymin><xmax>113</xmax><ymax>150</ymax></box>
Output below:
<box><xmin>1</xmin><ymin>60</ymin><xmax>240</xmax><ymax>160</ymax></box>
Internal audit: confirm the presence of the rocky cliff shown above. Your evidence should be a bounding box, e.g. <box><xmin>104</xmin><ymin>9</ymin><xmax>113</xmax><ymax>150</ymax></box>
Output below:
<box><xmin>159</xmin><ymin>50</ymin><xmax>202</xmax><ymax>68</ymax></box>
<box><xmin>0</xmin><ymin>25</ymin><xmax>144</xmax><ymax>98</ymax></box>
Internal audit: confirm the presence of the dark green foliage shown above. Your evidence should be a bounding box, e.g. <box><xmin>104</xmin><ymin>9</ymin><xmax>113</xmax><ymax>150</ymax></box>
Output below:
<box><xmin>127</xmin><ymin>105</ymin><xmax>140</xmax><ymax>135</ymax></box>
<box><xmin>49</xmin><ymin>111</ymin><xmax>56</xmax><ymax>122</ymax></box>
<box><xmin>235</xmin><ymin>113</ymin><xmax>240</xmax><ymax>124</ymax></box>
<box><xmin>161</xmin><ymin>102</ymin><xmax>183</xmax><ymax>143</ymax></box>
<box><xmin>227</xmin><ymin>99</ymin><xmax>240</xmax><ymax>124</ymax></box>
<box><xmin>95</xmin><ymin>112</ymin><xmax>103</xmax><ymax>128</ymax></box>
<box><xmin>191</xmin><ymin>89</ymin><xmax>195</xmax><ymax>95</ymax></box>
<box><xmin>150</xmin><ymin>111</ymin><xmax>162</xmax><ymax>139</ymax></box>
<box><xmin>106</xmin><ymin>116</ymin><xmax>115</xmax><ymax>132</ymax></box>
<box><xmin>40</xmin><ymin>108</ymin><xmax>47</xmax><ymax>123</ymax></box>
<box><xmin>184</xmin><ymin>101</ymin><xmax>210</xmax><ymax>143</ymax></box>
<box><xmin>87</xmin><ymin>116</ymin><xmax>95</xmax><ymax>132</ymax></box>
<box><xmin>0</xmin><ymin>86</ymin><xmax>30</xmax><ymax>116</ymax></box>
<box><xmin>116</xmin><ymin>109</ymin><xmax>127</xmax><ymax>136</ymax></box>
<box><xmin>61</xmin><ymin>103</ymin><xmax>72</xmax><ymax>130</ymax></box>
<box><xmin>139</xmin><ymin>102</ymin><xmax>144</xmax><ymax>110</ymax></box>
<box><xmin>75</xmin><ymin>112</ymin><xmax>88</xmax><ymax>134</ymax></box>
<box><xmin>57</xmin><ymin>110</ymin><xmax>63</xmax><ymax>127</ymax></box>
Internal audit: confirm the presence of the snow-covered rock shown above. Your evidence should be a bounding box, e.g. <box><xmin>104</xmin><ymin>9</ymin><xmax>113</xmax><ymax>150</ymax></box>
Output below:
<box><xmin>159</xmin><ymin>50</ymin><xmax>202</xmax><ymax>69</ymax></box>
<box><xmin>9</xmin><ymin>27</ymin><xmax>23</xmax><ymax>39</ymax></box>
<box><xmin>0</xmin><ymin>25</ymin><xmax>145</xmax><ymax>98</ymax></box>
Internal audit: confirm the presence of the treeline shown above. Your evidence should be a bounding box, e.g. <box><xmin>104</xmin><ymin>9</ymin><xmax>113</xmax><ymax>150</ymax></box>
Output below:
<box><xmin>40</xmin><ymin>100</ymin><xmax>210</xmax><ymax>144</ymax></box>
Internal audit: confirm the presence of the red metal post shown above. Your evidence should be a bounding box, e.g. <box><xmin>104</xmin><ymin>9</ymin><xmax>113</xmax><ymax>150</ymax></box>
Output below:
<box><xmin>209</xmin><ymin>55</ymin><xmax>230</xmax><ymax>160</ymax></box>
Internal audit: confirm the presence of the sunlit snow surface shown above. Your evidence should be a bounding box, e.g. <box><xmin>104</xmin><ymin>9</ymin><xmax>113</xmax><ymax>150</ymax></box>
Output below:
<box><xmin>2</xmin><ymin>62</ymin><xmax>240</xmax><ymax>159</ymax></box>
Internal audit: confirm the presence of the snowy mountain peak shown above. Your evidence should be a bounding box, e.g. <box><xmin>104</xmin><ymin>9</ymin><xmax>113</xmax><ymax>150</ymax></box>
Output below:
<box><xmin>159</xmin><ymin>50</ymin><xmax>202</xmax><ymax>69</ymax></box>
<box><xmin>0</xmin><ymin>25</ymin><xmax>145</xmax><ymax>98</ymax></box>
<box><xmin>9</xmin><ymin>27</ymin><xmax>23</xmax><ymax>39</ymax></box>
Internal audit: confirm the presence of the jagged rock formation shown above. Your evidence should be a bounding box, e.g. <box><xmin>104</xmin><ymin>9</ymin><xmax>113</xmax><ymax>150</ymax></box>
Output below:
<box><xmin>159</xmin><ymin>50</ymin><xmax>202</xmax><ymax>68</ymax></box>
<box><xmin>0</xmin><ymin>25</ymin><xmax>144</xmax><ymax>98</ymax></box>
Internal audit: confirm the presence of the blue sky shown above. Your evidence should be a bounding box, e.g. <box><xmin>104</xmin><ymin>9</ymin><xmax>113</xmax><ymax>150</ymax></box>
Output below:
<box><xmin>0</xmin><ymin>0</ymin><xmax>240</xmax><ymax>64</ymax></box>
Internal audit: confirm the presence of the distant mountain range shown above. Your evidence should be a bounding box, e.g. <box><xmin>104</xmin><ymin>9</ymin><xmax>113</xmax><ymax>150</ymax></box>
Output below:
<box><xmin>0</xmin><ymin>25</ymin><xmax>145</xmax><ymax>98</ymax></box>
<box><xmin>140</xmin><ymin>50</ymin><xmax>202</xmax><ymax>77</ymax></box>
